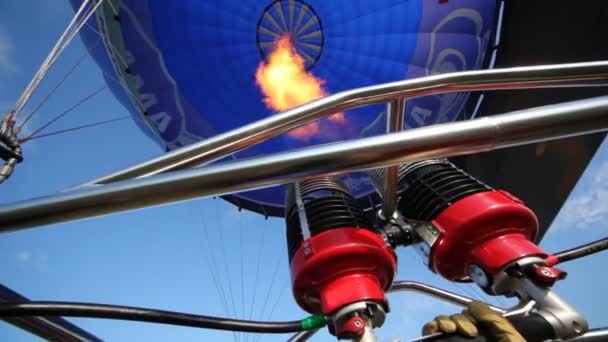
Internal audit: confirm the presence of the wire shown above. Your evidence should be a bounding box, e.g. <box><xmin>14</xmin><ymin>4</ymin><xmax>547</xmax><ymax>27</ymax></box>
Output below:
<box><xmin>18</xmin><ymin>40</ymin><xmax>101</xmax><ymax>130</ymax></box>
<box><xmin>84</xmin><ymin>23</ymin><xmax>130</xmax><ymax>69</ymax></box>
<box><xmin>237</xmin><ymin>213</ymin><xmax>247</xmax><ymax>342</ymax></box>
<box><xmin>53</xmin><ymin>0</ymin><xmax>105</xmax><ymax>68</ymax></box>
<box><xmin>13</xmin><ymin>0</ymin><xmax>105</xmax><ymax>117</ymax></box>
<box><xmin>554</xmin><ymin>237</ymin><xmax>608</xmax><ymax>264</ymax></box>
<box><xmin>247</xmin><ymin>217</ymin><xmax>268</xmax><ymax>324</ymax></box>
<box><xmin>0</xmin><ymin>302</ymin><xmax>305</xmax><ymax>333</ymax></box>
<box><xmin>256</xmin><ymin>250</ymin><xmax>283</xmax><ymax>326</ymax></box>
<box><xmin>214</xmin><ymin>200</ymin><xmax>242</xmax><ymax>342</ymax></box>
<box><xmin>21</xmin><ymin>85</ymin><xmax>107</xmax><ymax>141</ymax></box>
<box><xmin>21</xmin><ymin>116</ymin><xmax>128</xmax><ymax>142</ymax></box>
<box><xmin>196</xmin><ymin>201</ymin><xmax>238</xmax><ymax>342</ymax></box>
<box><xmin>253</xmin><ymin>281</ymin><xmax>289</xmax><ymax>342</ymax></box>
<box><xmin>12</xmin><ymin>0</ymin><xmax>91</xmax><ymax>116</ymax></box>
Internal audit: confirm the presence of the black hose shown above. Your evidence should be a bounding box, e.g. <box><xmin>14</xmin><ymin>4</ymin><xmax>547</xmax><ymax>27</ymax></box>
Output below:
<box><xmin>555</xmin><ymin>237</ymin><xmax>608</xmax><ymax>264</ymax></box>
<box><xmin>0</xmin><ymin>302</ymin><xmax>305</xmax><ymax>334</ymax></box>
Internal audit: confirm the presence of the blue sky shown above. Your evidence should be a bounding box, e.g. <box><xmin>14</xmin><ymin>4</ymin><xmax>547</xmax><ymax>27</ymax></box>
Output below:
<box><xmin>1</xmin><ymin>1</ymin><xmax>607</xmax><ymax>341</ymax></box>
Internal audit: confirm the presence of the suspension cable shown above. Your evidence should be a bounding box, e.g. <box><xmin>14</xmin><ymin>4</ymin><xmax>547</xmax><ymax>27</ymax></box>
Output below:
<box><xmin>58</xmin><ymin>0</ymin><xmax>106</xmax><ymax>65</ymax></box>
<box><xmin>253</xmin><ymin>281</ymin><xmax>289</xmax><ymax>342</ymax></box>
<box><xmin>18</xmin><ymin>47</ymin><xmax>95</xmax><ymax>130</ymax></box>
<box><xmin>256</xmin><ymin>251</ymin><xmax>283</xmax><ymax>328</ymax></box>
<box><xmin>238</xmin><ymin>212</ymin><xmax>246</xmax><ymax>333</ymax></box>
<box><xmin>214</xmin><ymin>200</ymin><xmax>242</xmax><ymax>342</ymax></box>
<box><xmin>21</xmin><ymin>85</ymin><xmax>107</xmax><ymax>141</ymax></box>
<box><xmin>247</xmin><ymin>216</ymin><xmax>268</xmax><ymax>327</ymax></box>
<box><xmin>21</xmin><ymin>116</ymin><xmax>128</xmax><ymax>143</ymax></box>
<box><xmin>196</xmin><ymin>201</ymin><xmax>238</xmax><ymax>342</ymax></box>
<box><xmin>12</xmin><ymin>0</ymin><xmax>105</xmax><ymax>117</ymax></box>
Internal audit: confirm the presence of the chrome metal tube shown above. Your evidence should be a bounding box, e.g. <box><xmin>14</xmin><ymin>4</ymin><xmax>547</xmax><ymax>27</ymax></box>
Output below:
<box><xmin>1</xmin><ymin>96</ymin><xmax>608</xmax><ymax>232</ymax></box>
<box><xmin>389</xmin><ymin>281</ymin><xmax>506</xmax><ymax>314</ymax></box>
<box><xmin>568</xmin><ymin>328</ymin><xmax>608</xmax><ymax>342</ymax></box>
<box><xmin>287</xmin><ymin>328</ymin><xmax>320</xmax><ymax>342</ymax></box>
<box><xmin>89</xmin><ymin>61</ymin><xmax>608</xmax><ymax>185</ymax></box>
<box><xmin>356</xmin><ymin>321</ymin><xmax>377</xmax><ymax>342</ymax></box>
<box><xmin>514</xmin><ymin>278</ymin><xmax>588</xmax><ymax>339</ymax></box>
<box><xmin>382</xmin><ymin>99</ymin><xmax>406</xmax><ymax>218</ymax></box>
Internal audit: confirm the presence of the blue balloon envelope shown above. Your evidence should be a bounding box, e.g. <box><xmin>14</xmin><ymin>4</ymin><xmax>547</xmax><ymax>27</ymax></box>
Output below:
<box><xmin>73</xmin><ymin>0</ymin><xmax>499</xmax><ymax>216</ymax></box>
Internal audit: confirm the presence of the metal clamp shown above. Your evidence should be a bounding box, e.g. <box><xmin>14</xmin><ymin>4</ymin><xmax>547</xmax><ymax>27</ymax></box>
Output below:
<box><xmin>479</xmin><ymin>257</ymin><xmax>588</xmax><ymax>339</ymax></box>
<box><xmin>513</xmin><ymin>277</ymin><xmax>588</xmax><ymax>339</ymax></box>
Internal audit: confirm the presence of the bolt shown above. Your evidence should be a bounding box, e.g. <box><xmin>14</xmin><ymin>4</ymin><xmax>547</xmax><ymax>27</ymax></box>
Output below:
<box><xmin>304</xmin><ymin>248</ymin><xmax>311</xmax><ymax>255</ymax></box>
<box><xmin>353</xmin><ymin>319</ymin><xmax>362</xmax><ymax>328</ymax></box>
<box><xmin>303</xmin><ymin>241</ymin><xmax>310</xmax><ymax>247</ymax></box>
<box><xmin>468</xmin><ymin>264</ymin><xmax>489</xmax><ymax>288</ymax></box>
<box><xmin>541</xmin><ymin>268</ymin><xmax>552</xmax><ymax>276</ymax></box>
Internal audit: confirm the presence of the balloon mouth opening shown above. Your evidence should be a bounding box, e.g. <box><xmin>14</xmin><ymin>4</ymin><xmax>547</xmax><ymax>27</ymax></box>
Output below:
<box><xmin>256</xmin><ymin>0</ymin><xmax>324</xmax><ymax>71</ymax></box>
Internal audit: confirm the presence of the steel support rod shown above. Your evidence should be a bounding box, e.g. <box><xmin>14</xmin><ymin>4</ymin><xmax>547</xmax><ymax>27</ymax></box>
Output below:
<box><xmin>389</xmin><ymin>281</ymin><xmax>506</xmax><ymax>314</ymax></box>
<box><xmin>568</xmin><ymin>328</ymin><xmax>608</xmax><ymax>342</ymax></box>
<box><xmin>382</xmin><ymin>99</ymin><xmax>406</xmax><ymax>218</ymax></box>
<box><xmin>89</xmin><ymin>61</ymin><xmax>608</xmax><ymax>185</ymax></box>
<box><xmin>1</xmin><ymin>96</ymin><xmax>608</xmax><ymax>232</ymax></box>
<box><xmin>287</xmin><ymin>328</ymin><xmax>320</xmax><ymax>342</ymax></box>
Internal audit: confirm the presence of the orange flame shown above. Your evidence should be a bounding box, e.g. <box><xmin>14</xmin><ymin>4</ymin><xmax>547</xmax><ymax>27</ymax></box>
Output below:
<box><xmin>255</xmin><ymin>36</ymin><xmax>344</xmax><ymax>139</ymax></box>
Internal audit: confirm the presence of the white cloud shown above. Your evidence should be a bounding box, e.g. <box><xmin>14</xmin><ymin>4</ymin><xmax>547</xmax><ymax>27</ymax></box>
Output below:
<box><xmin>554</xmin><ymin>160</ymin><xmax>608</xmax><ymax>232</ymax></box>
<box><xmin>16</xmin><ymin>251</ymin><xmax>32</xmax><ymax>262</ymax></box>
<box><xmin>0</xmin><ymin>29</ymin><xmax>17</xmax><ymax>73</ymax></box>
<box><xmin>15</xmin><ymin>250</ymin><xmax>50</xmax><ymax>272</ymax></box>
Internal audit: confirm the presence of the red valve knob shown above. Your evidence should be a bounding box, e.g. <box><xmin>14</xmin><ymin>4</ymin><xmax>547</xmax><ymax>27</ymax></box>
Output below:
<box><xmin>336</xmin><ymin>316</ymin><xmax>366</xmax><ymax>339</ymax></box>
<box><xmin>534</xmin><ymin>265</ymin><xmax>567</xmax><ymax>286</ymax></box>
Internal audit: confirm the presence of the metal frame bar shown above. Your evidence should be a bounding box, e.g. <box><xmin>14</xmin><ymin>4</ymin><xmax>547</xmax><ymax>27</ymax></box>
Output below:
<box><xmin>9</xmin><ymin>95</ymin><xmax>608</xmax><ymax>229</ymax></box>
<box><xmin>389</xmin><ymin>281</ymin><xmax>506</xmax><ymax>313</ymax></box>
<box><xmin>2</xmin><ymin>95</ymin><xmax>608</xmax><ymax>232</ymax></box>
<box><xmin>3</xmin><ymin>62</ymin><xmax>608</xmax><ymax>339</ymax></box>
<box><xmin>87</xmin><ymin>61</ymin><xmax>608</xmax><ymax>186</ymax></box>
<box><xmin>382</xmin><ymin>99</ymin><xmax>406</xmax><ymax>218</ymax></box>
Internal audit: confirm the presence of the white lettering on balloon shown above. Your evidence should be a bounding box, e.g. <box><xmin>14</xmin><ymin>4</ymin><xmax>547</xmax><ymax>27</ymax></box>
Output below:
<box><xmin>124</xmin><ymin>51</ymin><xmax>171</xmax><ymax>134</ymax></box>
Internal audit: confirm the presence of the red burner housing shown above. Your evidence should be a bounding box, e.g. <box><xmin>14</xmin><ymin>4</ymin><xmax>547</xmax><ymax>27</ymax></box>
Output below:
<box><xmin>289</xmin><ymin>227</ymin><xmax>396</xmax><ymax>315</ymax></box>
<box><xmin>430</xmin><ymin>190</ymin><xmax>544</xmax><ymax>280</ymax></box>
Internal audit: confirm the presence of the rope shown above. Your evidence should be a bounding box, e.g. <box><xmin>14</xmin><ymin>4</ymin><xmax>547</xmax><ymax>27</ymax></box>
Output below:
<box><xmin>253</xmin><ymin>281</ymin><xmax>289</xmax><ymax>342</ymax></box>
<box><xmin>255</xmin><ymin>252</ymin><xmax>283</xmax><ymax>332</ymax></box>
<box><xmin>214</xmin><ymin>201</ymin><xmax>242</xmax><ymax>342</ymax></box>
<box><xmin>196</xmin><ymin>202</ymin><xmax>239</xmax><ymax>342</ymax></box>
<box><xmin>12</xmin><ymin>0</ymin><xmax>105</xmax><ymax>117</ymax></box>
<box><xmin>238</xmin><ymin>213</ymin><xmax>246</xmax><ymax>340</ymax></box>
<box><xmin>18</xmin><ymin>47</ymin><xmax>95</xmax><ymax>130</ymax></box>
<box><xmin>84</xmin><ymin>23</ymin><xmax>130</xmax><ymax>69</ymax></box>
<box><xmin>21</xmin><ymin>116</ymin><xmax>128</xmax><ymax>142</ymax></box>
<box><xmin>246</xmin><ymin>218</ymin><xmax>268</xmax><ymax>326</ymax></box>
<box><xmin>21</xmin><ymin>85</ymin><xmax>107</xmax><ymax>141</ymax></box>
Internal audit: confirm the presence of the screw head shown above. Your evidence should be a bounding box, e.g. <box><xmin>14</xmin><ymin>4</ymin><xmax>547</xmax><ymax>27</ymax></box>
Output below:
<box><xmin>468</xmin><ymin>264</ymin><xmax>489</xmax><ymax>288</ymax></box>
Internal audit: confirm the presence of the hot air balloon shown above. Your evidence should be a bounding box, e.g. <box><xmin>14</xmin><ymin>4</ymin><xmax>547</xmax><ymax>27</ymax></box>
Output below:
<box><xmin>69</xmin><ymin>0</ymin><xmax>499</xmax><ymax>217</ymax></box>
<box><xmin>2</xmin><ymin>1</ymin><xmax>608</xmax><ymax>341</ymax></box>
